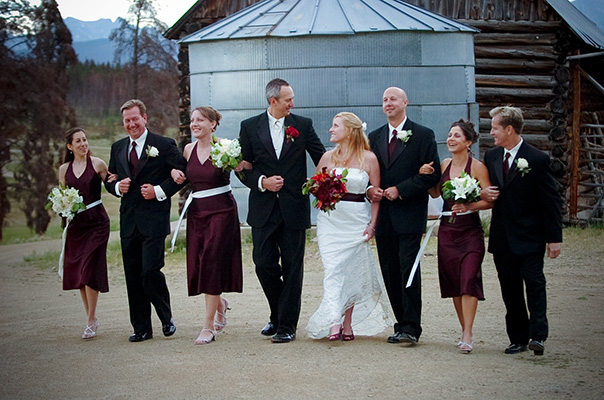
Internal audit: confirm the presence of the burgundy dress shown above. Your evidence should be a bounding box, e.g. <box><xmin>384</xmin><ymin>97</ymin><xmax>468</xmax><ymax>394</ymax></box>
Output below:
<box><xmin>63</xmin><ymin>156</ymin><xmax>110</xmax><ymax>292</ymax></box>
<box><xmin>186</xmin><ymin>143</ymin><xmax>243</xmax><ymax>296</ymax></box>
<box><xmin>437</xmin><ymin>157</ymin><xmax>485</xmax><ymax>300</ymax></box>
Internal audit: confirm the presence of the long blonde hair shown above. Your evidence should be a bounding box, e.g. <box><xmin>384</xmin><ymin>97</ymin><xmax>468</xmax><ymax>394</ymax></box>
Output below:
<box><xmin>330</xmin><ymin>112</ymin><xmax>370</xmax><ymax>168</ymax></box>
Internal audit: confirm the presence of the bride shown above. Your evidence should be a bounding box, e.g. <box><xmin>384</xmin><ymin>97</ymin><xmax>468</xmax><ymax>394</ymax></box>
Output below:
<box><xmin>306</xmin><ymin>112</ymin><xmax>392</xmax><ymax>341</ymax></box>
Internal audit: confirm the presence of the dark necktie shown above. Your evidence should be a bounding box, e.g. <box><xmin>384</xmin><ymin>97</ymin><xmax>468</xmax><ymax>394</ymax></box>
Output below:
<box><xmin>388</xmin><ymin>129</ymin><xmax>397</xmax><ymax>160</ymax></box>
<box><xmin>503</xmin><ymin>152</ymin><xmax>510</xmax><ymax>176</ymax></box>
<box><xmin>129</xmin><ymin>141</ymin><xmax>139</xmax><ymax>173</ymax></box>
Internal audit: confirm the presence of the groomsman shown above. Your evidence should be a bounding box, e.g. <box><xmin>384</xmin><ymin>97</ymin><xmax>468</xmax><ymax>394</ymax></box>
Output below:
<box><xmin>482</xmin><ymin>106</ymin><xmax>562</xmax><ymax>355</ymax></box>
<box><xmin>368</xmin><ymin>87</ymin><xmax>441</xmax><ymax>345</ymax></box>
<box><xmin>238</xmin><ymin>79</ymin><xmax>325</xmax><ymax>343</ymax></box>
<box><xmin>105</xmin><ymin>99</ymin><xmax>186</xmax><ymax>342</ymax></box>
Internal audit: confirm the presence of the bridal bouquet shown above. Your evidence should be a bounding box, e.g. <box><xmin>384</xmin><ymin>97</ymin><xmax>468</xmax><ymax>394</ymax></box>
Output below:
<box><xmin>441</xmin><ymin>171</ymin><xmax>481</xmax><ymax>222</ymax></box>
<box><xmin>302</xmin><ymin>167</ymin><xmax>348</xmax><ymax>213</ymax></box>
<box><xmin>210</xmin><ymin>135</ymin><xmax>243</xmax><ymax>172</ymax></box>
<box><xmin>45</xmin><ymin>183</ymin><xmax>86</xmax><ymax>221</ymax></box>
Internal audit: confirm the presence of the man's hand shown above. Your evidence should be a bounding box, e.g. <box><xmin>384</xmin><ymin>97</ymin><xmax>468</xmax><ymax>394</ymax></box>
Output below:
<box><xmin>141</xmin><ymin>183</ymin><xmax>156</xmax><ymax>200</ymax></box>
<box><xmin>262</xmin><ymin>176</ymin><xmax>284</xmax><ymax>192</ymax></box>
<box><xmin>547</xmin><ymin>243</ymin><xmax>561</xmax><ymax>259</ymax></box>
<box><xmin>384</xmin><ymin>186</ymin><xmax>400</xmax><ymax>201</ymax></box>
<box><xmin>119</xmin><ymin>177</ymin><xmax>131</xmax><ymax>194</ymax></box>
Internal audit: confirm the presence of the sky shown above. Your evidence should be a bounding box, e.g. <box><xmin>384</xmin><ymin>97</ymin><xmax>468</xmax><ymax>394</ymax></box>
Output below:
<box><xmin>54</xmin><ymin>0</ymin><xmax>194</xmax><ymax>27</ymax></box>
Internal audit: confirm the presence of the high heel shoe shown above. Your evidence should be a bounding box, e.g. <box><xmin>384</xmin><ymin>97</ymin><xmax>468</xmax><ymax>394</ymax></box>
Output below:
<box><xmin>214</xmin><ymin>298</ymin><xmax>231</xmax><ymax>334</ymax></box>
<box><xmin>459</xmin><ymin>342</ymin><xmax>473</xmax><ymax>354</ymax></box>
<box><xmin>82</xmin><ymin>321</ymin><xmax>99</xmax><ymax>339</ymax></box>
<box><xmin>342</xmin><ymin>327</ymin><xmax>355</xmax><ymax>341</ymax></box>
<box><xmin>329</xmin><ymin>326</ymin><xmax>342</xmax><ymax>341</ymax></box>
<box><xmin>194</xmin><ymin>329</ymin><xmax>216</xmax><ymax>345</ymax></box>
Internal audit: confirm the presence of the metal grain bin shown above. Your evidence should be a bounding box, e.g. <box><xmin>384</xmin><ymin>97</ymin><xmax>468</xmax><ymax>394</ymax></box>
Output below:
<box><xmin>180</xmin><ymin>0</ymin><xmax>478</xmax><ymax>223</ymax></box>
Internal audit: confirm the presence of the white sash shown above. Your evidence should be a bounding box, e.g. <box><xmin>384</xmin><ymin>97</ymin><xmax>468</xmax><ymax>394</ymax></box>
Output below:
<box><xmin>170</xmin><ymin>185</ymin><xmax>232</xmax><ymax>252</ymax></box>
<box><xmin>405</xmin><ymin>209</ymin><xmax>477</xmax><ymax>288</ymax></box>
<box><xmin>58</xmin><ymin>199</ymin><xmax>103</xmax><ymax>279</ymax></box>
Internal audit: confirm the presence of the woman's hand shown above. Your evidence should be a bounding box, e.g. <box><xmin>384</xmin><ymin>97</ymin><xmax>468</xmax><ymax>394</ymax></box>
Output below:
<box><xmin>171</xmin><ymin>169</ymin><xmax>186</xmax><ymax>184</ymax></box>
<box><xmin>234</xmin><ymin>160</ymin><xmax>252</xmax><ymax>172</ymax></box>
<box><xmin>419</xmin><ymin>162</ymin><xmax>435</xmax><ymax>175</ymax></box>
<box><xmin>363</xmin><ymin>224</ymin><xmax>375</xmax><ymax>242</ymax></box>
<box><xmin>451</xmin><ymin>203</ymin><xmax>470</xmax><ymax>214</ymax></box>
<box><xmin>106</xmin><ymin>172</ymin><xmax>118</xmax><ymax>183</ymax></box>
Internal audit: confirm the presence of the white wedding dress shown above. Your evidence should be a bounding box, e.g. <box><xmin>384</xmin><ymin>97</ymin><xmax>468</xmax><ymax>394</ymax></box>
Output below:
<box><xmin>306</xmin><ymin>168</ymin><xmax>392</xmax><ymax>339</ymax></box>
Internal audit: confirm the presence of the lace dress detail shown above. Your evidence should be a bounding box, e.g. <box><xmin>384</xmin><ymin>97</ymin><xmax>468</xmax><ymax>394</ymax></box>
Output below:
<box><xmin>306</xmin><ymin>168</ymin><xmax>392</xmax><ymax>338</ymax></box>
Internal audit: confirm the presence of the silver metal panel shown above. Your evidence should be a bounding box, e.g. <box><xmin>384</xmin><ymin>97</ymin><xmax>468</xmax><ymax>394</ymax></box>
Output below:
<box><xmin>188</xmin><ymin>40</ymin><xmax>266</xmax><ymax>74</ymax></box>
<box><xmin>181</xmin><ymin>0</ymin><xmax>478</xmax><ymax>44</ymax></box>
<box><xmin>421</xmin><ymin>32</ymin><xmax>476</xmax><ymax>66</ymax></box>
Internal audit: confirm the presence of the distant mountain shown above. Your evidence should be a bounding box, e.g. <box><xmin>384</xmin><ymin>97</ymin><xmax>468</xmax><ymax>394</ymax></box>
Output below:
<box><xmin>63</xmin><ymin>17</ymin><xmax>120</xmax><ymax>42</ymax></box>
<box><xmin>72</xmin><ymin>38</ymin><xmax>124</xmax><ymax>65</ymax></box>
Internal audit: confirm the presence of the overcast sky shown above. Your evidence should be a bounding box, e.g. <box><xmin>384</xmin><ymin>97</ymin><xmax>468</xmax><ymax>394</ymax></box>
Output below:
<box><xmin>54</xmin><ymin>0</ymin><xmax>193</xmax><ymax>27</ymax></box>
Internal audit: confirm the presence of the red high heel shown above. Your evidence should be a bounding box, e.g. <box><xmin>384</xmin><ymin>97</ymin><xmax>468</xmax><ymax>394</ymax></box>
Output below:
<box><xmin>329</xmin><ymin>325</ymin><xmax>342</xmax><ymax>341</ymax></box>
<box><xmin>342</xmin><ymin>327</ymin><xmax>354</xmax><ymax>341</ymax></box>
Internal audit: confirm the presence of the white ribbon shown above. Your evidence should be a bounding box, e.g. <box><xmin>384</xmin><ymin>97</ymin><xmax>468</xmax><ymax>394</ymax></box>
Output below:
<box><xmin>405</xmin><ymin>210</ymin><xmax>477</xmax><ymax>288</ymax></box>
<box><xmin>58</xmin><ymin>199</ymin><xmax>103</xmax><ymax>279</ymax></box>
<box><xmin>170</xmin><ymin>185</ymin><xmax>232</xmax><ymax>252</ymax></box>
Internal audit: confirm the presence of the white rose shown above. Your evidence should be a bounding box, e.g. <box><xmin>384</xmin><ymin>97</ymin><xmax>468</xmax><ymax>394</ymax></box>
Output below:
<box><xmin>516</xmin><ymin>158</ymin><xmax>528</xmax><ymax>169</ymax></box>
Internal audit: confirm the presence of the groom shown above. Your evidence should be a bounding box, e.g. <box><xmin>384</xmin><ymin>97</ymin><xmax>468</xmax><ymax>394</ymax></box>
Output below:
<box><xmin>482</xmin><ymin>106</ymin><xmax>562</xmax><ymax>355</ymax></box>
<box><xmin>105</xmin><ymin>99</ymin><xmax>186</xmax><ymax>342</ymax></box>
<box><xmin>368</xmin><ymin>87</ymin><xmax>441</xmax><ymax>345</ymax></box>
<box><xmin>238</xmin><ymin>78</ymin><xmax>325</xmax><ymax>343</ymax></box>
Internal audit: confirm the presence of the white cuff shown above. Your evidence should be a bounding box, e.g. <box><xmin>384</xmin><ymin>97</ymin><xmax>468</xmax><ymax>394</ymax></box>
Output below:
<box><xmin>154</xmin><ymin>185</ymin><xmax>167</xmax><ymax>201</ymax></box>
<box><xmin>258</xmin><ymin>175</ymin><xmax>266</xmax><ymax>192</ymax></box>
<box><xmin>115</xmin><ymin>181</ymin><xmax>123</xmax><ymax>197</ymax></box>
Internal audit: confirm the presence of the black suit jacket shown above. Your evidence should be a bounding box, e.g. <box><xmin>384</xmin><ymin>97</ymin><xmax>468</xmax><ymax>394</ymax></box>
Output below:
<box><xmin>484</xmin><ymin>141</ymin><xmax>562</xmax><ymax>255</ymax></box>
<box><xmin>369</xmin><ymin>119</ymin><xmax>441</xmax><ymax>236</ymax></box>
<box><xmin>105</xmin><ymin>131</ymin><xmax>186</xmax><ymax>238</ymax></box>
<box><xmin>238</xmin><ymin>112</ymin><xmax>325</xmax><ymax>230</ymax></box>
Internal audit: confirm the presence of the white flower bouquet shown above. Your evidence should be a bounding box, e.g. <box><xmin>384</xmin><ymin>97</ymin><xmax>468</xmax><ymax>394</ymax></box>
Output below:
<box><xmin>45</xmin><ymin>183</ymin><xmax>86</xmax><ymax>221</ymax></box>
<box><xmin>210</xmin><ymin>135</ymin><xmax>243</xmax><ymax>172</ymax></box>
<box><xmin>441</xmin><ymin>171</ymin><xmax>481</xmax><ymax>222</ymax></box>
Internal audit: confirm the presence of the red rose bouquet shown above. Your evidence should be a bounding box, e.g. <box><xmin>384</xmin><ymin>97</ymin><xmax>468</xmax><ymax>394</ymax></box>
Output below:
<box><xmin>302</xmin><ymin>167</ymin><xmax>348</xmax><ymax>213</ymax></box>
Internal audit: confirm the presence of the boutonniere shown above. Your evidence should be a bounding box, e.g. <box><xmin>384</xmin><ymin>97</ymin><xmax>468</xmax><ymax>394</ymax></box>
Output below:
<box><xmin>285</xmin><ymin>126</ymin><xmax>299</xmax><ymax>143</ymax></box>
<box><xmin>396</xmin><ymin>129</ymin><xmax>412</xmax><ymax>143</ymax></box>
<box><xmin>515</xmin><ymin>158</ymin><xmax>531</xmax><ymax>176</ymax></box>
<box><xmin>146</xmin><ymin>145</ymin><xmax>159</xmax><ymax>158</ymax></box>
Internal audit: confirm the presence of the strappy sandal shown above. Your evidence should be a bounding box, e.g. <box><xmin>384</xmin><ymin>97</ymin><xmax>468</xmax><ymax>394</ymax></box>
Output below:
<box><xmin>459</xmin><ymin>342</ymin><xmax>473</xmax><ymax>354</ymax></box>
<box><xmin>82</xmin><ymin>321</ymin><xmax>99</xmax><ymax>339</ymax></box>
<box><xmin>194</xmin><ymin>329</ymin><xmax>216</xmax><ymax>345</ymax></box>
<box><xmin>329</xmin><ymin>326</ymin><xmax>342</xmax><ymax>341</ymax></box>
<box><xmin>342</xmin><ymin>328</ymin><xmax>355</xmax><ymax>341</ymax></box>
<box><xmin>214</xmin><ymin>298</ymin><xmax>231</xmax><ymax>334</ymax></box>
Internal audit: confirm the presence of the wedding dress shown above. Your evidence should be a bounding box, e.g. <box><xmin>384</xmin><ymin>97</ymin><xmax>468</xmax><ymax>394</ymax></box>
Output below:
<box><xmin>306</xmin><ymin>168</ymin><xmax>392</xmax><ymax>339</ymax></box>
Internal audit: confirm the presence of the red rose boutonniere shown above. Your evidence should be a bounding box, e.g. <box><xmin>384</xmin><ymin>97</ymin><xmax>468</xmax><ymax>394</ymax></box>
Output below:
<box><xmin>285</xmin><ymin>126</ymin><xmax>299</xmax><ymax>143</ymax></box>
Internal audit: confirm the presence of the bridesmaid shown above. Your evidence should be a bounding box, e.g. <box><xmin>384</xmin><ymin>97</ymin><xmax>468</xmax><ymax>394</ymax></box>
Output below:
<box><xmin>171</xmin><ymin>107</ymin><xmax>244</xmax><ymax>345</ymax></box>
<box><xmin>421</xmin><ymin>119</ymin><xmax>493</xmax><ymax>353</ymax></box>
<box><xmin>58</xmin><ymin>128</ymin><xmax>110</xmax><ymax>339</ymax></box>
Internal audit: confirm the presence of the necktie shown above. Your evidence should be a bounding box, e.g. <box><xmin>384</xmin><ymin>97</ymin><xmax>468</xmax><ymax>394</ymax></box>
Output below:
<box><xmin>503</xmin><ymin>152</ymin><xmax>510</xmax><ymax>176</ymax></box>
<box><xmin>273</xmin><ymin>120</ymin><xmax>283</xmax><ymax>157</ymax></box>
<box><xmin>129</xmin><ymin>141</ymin><xmax>139</xmax><ymax>173</ymax></box>
<box><xmin>388</xmin><ymin>129</ymin><xmax>397</xmax><ymax>160</ymax></box>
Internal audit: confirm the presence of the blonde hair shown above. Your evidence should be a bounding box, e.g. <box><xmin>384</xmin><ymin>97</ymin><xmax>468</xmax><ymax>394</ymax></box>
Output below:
<box><xmin>330</xmin><ymin>112</ymin><xmax>370</xmax><ymax>168</ymax></box>
<box><xmin>489</xmin><ymin>106</ymin><xmax>524</xmax><ymax>135</ymax></box>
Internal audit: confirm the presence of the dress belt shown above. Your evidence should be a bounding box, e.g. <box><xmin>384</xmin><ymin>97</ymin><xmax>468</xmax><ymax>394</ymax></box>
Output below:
<box><xmin>58</xmin><ymin>199</ymin><xmax>103</xmax><ymax>279</ymax></box>
<box><xmin>170</xmin><ymin>185</ymin><xmax>232</xmax><ymax>252</ymax></box>
<box><xmin>340</xmin><ymin>193</ymin><xmax>366</xmax><ymax>202</ymax></box>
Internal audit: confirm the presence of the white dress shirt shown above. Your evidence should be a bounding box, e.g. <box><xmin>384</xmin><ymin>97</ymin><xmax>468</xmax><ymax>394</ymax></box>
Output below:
<box><xmin>388</xmin><ymin>117</ymin><xmax>408</xmax><ymax>143</ymax></box>
<box><xmin>504</xmin><ymin>137</ymin><xmax>523</xmax><ymax>171</ymax></box>
<box><xmin>258</xmin><ymin>110</ymin><xmax>285</xmax><ymax>191</ymax></box>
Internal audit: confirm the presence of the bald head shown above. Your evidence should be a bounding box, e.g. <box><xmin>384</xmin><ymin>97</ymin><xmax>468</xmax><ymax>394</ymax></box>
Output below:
<box><xmin>382</xmin><ymin>87</ymin><xmax>409</xmax><ymax>125</ymax></box>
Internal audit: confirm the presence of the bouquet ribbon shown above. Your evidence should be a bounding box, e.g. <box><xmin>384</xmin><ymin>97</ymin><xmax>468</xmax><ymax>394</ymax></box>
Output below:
<box><xmin>58</xmin><ymin>200</ymin><xmax>103</xmax><ymax>279</ymax></box>
<box><xmin>405</xmin><ymin>209</ymin><xmax>477</xmax><ymax>288</ymax></box>
<box><xmin>170</xmin><ymin>185</ymin><xmax>232</xmax><ymax>252</ymax></box>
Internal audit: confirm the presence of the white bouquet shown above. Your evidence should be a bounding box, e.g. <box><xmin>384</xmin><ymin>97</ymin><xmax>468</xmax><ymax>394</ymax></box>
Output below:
<box><xmin>442</xmin><ymin>171</ymin><xmax>481</xmax><ymax>203</ymax></box>
<box><xmin>210</xmin><ymin>135</ymin><xmax>243</xmax><ymax>172</ymax></box>
<box><xmin>45</xmin><ymin>183</ymin><xmax>86</xmax><ymax>221</ymax></box>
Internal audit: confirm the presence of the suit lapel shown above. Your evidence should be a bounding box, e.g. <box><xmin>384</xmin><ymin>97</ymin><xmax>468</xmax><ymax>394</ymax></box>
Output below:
<box><xmin>376</xmin><ymin>126</ymin><xmax>389</xmax><ymax>167</ymax></box>
<box><xmin>388</xmin><ymin>120</ymin><xmax>411</xmax><ymax>167</ymax></box>
<box><xmin>136</xmin><ymin>133</ymin><xmax>151</xmax><ymax>173</ymax></box>
<box><xmin>492</xmin><ymin>147</ymin><xmax>504</xmax><ymax>188</ymax></box>
<box><xmin>257</xmin><ymin>113</ymin><xmax>277</xmax><ymax>159</ymax></box>
<box><xmin>504</xmin><ymin>142</ymin><xmax>527</xmax><ymax>187</ymax></box>
<box><xmin>280</xmin><ymin>115</ymin><xmax>296</xmax><ymax>159</ymax></box>
<box><xmin>117</xmin><ymin>138</ymin><xmax>131</xmax><ymax>177</ymax></box>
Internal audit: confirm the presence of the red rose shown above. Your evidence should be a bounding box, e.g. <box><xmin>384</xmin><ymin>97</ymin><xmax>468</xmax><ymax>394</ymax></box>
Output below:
<box><xmin>285</xmin><ymin>126</ymin><xmax>299</xmax><ymax>142</ymax></box>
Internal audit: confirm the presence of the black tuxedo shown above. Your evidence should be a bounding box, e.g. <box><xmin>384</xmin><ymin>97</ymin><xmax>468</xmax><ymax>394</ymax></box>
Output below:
<box><xmin>105</xmin><ymin>131</ymin><xmax>186</xmax><ymax>335</ymax></box>
<box><xmin>369</xmin><ymin>119</ymin><xmax>441</xmax><ymax>338</ymax></box>
<box><xmin>484</xmin><ymin>141</ymin><xmax>562</xmax><ymax>344</ymax></box>
<box><xmin>239</xmin><ymin>112</ymin><xmax>324</xmax><ymax>334</ymax></box>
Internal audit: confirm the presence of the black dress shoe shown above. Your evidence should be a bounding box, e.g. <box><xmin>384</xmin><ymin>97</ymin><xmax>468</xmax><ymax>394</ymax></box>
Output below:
<box><xmin>388</xmin><ymin>332</ymin><xmax>418</xmax><ymax>345</ymax></box>
<box><xmin>129</xmin><ymin>332</ymin><xmax>153</xmax><ymax>342</ymax></box>
<box><xmin>261</xmin><ymin>322</ymin><xmax>277</xmax><ymax>336</ymax></box>
<box><xmin>528</xmin><ymin>339</ymin><xmax>545</xmax><ymax>355</ymax></box>
<box><xmin>271</xmin><ymin>332</ymin><xmax>296</xmax><ymax>343</ymax></box>
<box><xmin>387</xmin><ymin>332</ymin><xmax>404</xmax><ymax>343</ymax></box>
<box><xmin>504</xmin><ymin>343</ymin><xmax>527</xmax><ymax>354</ymax></box>
<box><xmin>162</xmin><ymin>320</ymin><xmax>177</xmax><ymax>337</ymax></box>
